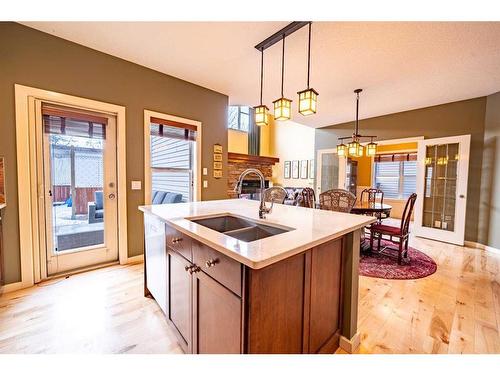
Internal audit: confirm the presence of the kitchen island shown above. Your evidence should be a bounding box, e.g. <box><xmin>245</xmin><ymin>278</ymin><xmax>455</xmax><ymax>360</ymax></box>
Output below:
<box><xmin>139</xmin><ymin>198</ymin><xmax>375</xmax><ymax>354</ymax></box>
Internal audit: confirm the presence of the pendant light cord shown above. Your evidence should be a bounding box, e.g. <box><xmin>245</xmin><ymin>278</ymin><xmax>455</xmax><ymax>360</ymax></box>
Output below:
<box><xmin>355</xmin><ymin>91</ymin><xmax>360</xmax><ymax>136</ymax></box>
<box><xmin>281</xmin><ymin>34</ymin><xmax>285</xmax><ymax>97</ymax></box>
<box><xmin>260</xmin><ymin>48</ymin><xmax>264</xmax><ymax>105</ymax></box>
<box><xmin>307</xmin><ymin>22</ymin><xmax>311</xmax><ymax>89</ymax></box>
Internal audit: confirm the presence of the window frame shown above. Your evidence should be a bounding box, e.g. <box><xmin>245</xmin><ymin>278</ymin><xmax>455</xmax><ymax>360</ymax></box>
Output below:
<box><xmin>228</xmin><ymin>105</ymin><xmax>250</xmax><ymax>132</ymax></box>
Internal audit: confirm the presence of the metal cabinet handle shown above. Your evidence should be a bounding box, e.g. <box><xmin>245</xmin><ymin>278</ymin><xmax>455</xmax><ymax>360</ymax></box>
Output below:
<box><xmin>172</xmin><ymin>237</ymin><xmax>183</xmax><ymax>244</ymax></box>
<box><xmin>189</xmin><ymin>265</ymin><xmax>201</xmax><ymax>274</ymax></box>
<box><xmin>184</xmin><ymin>265</ymin><xmax>194</xmax><ymax>272</ymax></box>
<box><xmin>205</xmin><ymin>258</ymin><xmax>219</xmax><ymax>268</ymax></box>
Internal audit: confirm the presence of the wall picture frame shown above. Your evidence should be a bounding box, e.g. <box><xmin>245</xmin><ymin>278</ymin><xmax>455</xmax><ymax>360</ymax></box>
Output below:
<box><xmin>292</xmin><ymin>160</ymin><xmax>299</xmax><ymax>179</ymax></box>
<box><xmin>308</xmin><ymin>159</ymin><xmax>314</xmax><ymax>179</ymax></box>
<box><xmin>213</xmin><ymin>144</ymin><xmax>223</xmax><ymax>153</ymax></box>
<box><xmin>213</xmin><ymin>161</ymin><xmax>222</xmax><ymax>170</ymax></box>
<box><xmin>300</xmin><ymin>160</ymin><xmax>308</xmax><ymax>179</ymax></box>
<box><xmin>284</xmin><ymin>161</ymin><xmax>291</xmax><ymax>179</ymax></box>
<box><xmin>213</xmin><ymin>170</ymin><xmax>223</xmax><ymax>178</ymax></box>
<box><xmin>213</xmin><ymin>153</ymin><xmax>222</xmax><ymax>161</ymax></box>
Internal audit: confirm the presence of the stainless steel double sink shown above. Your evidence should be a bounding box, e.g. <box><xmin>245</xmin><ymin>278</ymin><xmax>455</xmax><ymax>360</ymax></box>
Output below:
<box><xmin>189</xmin><ymin>214</ymin><xmax>293</xmax><ymax>243</ymax></box>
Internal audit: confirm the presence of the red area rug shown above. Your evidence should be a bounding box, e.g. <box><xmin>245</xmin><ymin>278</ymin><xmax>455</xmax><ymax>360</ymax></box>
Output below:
<box><xmin>359</xmin><ymin>240</ymin><xmax>437</xmax><ymax>280</ymax></box>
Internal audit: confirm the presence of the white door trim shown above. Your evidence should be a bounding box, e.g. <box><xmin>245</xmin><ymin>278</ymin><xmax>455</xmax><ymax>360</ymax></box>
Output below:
<box><xmin>14</xmin><ymin>84</ymin><xmax>128</xmax><ymax>290</ymax></box>
<box><xmin>143</xmin><ymin>109</ymin><xmax>202</xmax><ymax>204</ymax></box>
<box><xmin>413</xmin><ymin>134</ymin><xmax>471</xmax><ymax>246</ymax></box>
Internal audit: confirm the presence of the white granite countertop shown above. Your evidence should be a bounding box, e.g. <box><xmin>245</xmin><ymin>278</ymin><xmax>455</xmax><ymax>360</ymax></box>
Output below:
<box><xmin>139</xmin><ymin>198</ymin><xmax>376</xmax><ymax>269</ymax></box>
<box><xmin>0</xmin><ymin>203</ymin><xmax>6</xmax><ymax>211</ymax></box>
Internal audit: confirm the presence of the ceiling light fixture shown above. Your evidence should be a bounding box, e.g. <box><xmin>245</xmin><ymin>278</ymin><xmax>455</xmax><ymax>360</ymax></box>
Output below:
<box><xmin>273</xmin><ymin>34</ymin><xmax>292</xmax><ymax>121</ymax></box>
<box><xmin>337</xmin><ymin>89</ymin><xmax>377</xmax><ymax>158</ymax></box>
<box><xmin>298</xmin><ymin>22</ymin><xmax>318</xmax><ymax>116</ymax></box>
<box><xmin>254</xmin><ymin>48</ymin><xmax>269</xmax><ymax>126</ymax></box>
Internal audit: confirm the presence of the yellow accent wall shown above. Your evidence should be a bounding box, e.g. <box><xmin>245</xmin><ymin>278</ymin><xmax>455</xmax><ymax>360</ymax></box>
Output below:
<box><xmin>377</xmin><ymin>142</ymin><xmax>418</xmax><ymax>153</ymax></box>
<box><xmin>227</xmin><ymin>129</ymin><xmax>248</xmax><ymax>154</ymax></box>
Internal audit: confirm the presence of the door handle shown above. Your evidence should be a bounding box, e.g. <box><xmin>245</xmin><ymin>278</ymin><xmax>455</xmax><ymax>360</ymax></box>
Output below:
<box><xmin>459</xmin><ymin>194</ymin><xmax>465</xmax><ymax>199</ymax></box>
<box><xmin>108</xmin><ymin>193</ymin><xmax>116</xmax><ymax>200</ymax></box>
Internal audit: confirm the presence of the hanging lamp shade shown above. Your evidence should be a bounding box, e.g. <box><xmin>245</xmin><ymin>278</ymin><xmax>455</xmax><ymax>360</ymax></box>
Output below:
<box><xmin>357</xmin><ymin>145</ymin><xmax>364</xmax><ymax>157</ymax></box>
<box><xmin>348</xmin><ymin>140</ymin><xmax>360</xmax><ymax>156</ymax></box>
<box><xmin>273</xmin><ymin>97</ymin><xmax>292</xmax><ymax>121</ymax></box>
<box><xmin>298</xmin><ymin>88</ymin><xmax>318</xmax><ymax>116</ymax></box>
<box><xmin>254</xmin><ymin>104</ymin><xmax>269</xmax><ymax>126</ymax></box>
<box><xmin>366</xmin><ymin>141</ymin><xmax>377</xmax><ymax>156</ymax></box>
<box><xmin>337</xmin><ymin>142</ymin><xmax>347</xmax><ymax>157</ymax></box>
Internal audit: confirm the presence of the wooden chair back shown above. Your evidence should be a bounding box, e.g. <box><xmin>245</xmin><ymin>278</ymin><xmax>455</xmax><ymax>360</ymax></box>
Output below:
<box><xmin>263</xmin><ymin>187</ymin><xmax>288</xmax><ymax>204</ymax></box>
<box><xmin>297</xmin><ymin>187</ymin><xmax>316</xmax><ymax>208</ymax></box>
<box><xmin>400</xmin><ymin>193</ymin><xmax>417</xmax><ymax>236</ymax></box>
<box><xmin>361</xmin><ymin>188</ymin><xmax>384</xmax><ymax>205</ymax></box>
<box><xmin>319</xmin><ymin>189</ymin><xmax>356</xmax><ymax>213</ymax></box>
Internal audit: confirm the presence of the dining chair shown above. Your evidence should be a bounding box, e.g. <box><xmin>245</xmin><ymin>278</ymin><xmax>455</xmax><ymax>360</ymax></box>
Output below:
<box><xmin>369</xmin><ymin>193</ymin><xmax>417</xmax><ymax>265</ymax></box>
<box><xmin>297</xmin><ymin>187</ymin><xmax>316</xmax><ymax>208</ymax></box>
<box><xmin>361</xmin><ymin>188</ymin><xmax>385</xmax><ymax>223</ymax></box>
<box><xmin>263</xmin><ymin>187</ymin><xmax>288</xmax><ymax>204</ymax></box>
<box><xmin>319</xmin><ymin>189</ymin><xmax>356</xmax><ymax>213</ymax></box>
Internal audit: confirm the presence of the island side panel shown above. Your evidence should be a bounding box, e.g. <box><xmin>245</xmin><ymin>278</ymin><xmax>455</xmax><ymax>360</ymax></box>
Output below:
<box><xmin>245</xmin><ymin>252</ymin><xmax>306</xmax><ymax>354</ymax></box>
<box><xmin>340</xmin><ymin>229</ymin><xmax>361</xmax><ymax>352</ymax></box>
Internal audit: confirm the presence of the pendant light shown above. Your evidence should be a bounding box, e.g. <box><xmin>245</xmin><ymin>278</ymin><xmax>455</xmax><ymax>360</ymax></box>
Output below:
<box><xmin>254</xmin><ymin>48</ymin><xmax>269</xmax><ymax>126</ymax></box>
<box><xmin>298</xmin><ymin>22</ymin><xmax>318</xmax><ymax>116</ymax></box>
<box><xmin>337</xmin><ymin>89</ymin><xmax>378</xmax><ymax>157</ymax></box>
<box><xmin>273</xmin><ymin>34</ymin><xmax>292</xmax><ymax>121</ymax></box>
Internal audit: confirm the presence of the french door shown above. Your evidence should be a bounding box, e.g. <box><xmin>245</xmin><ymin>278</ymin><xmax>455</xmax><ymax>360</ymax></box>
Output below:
<box><xmin>35</xmin><ymin>100</ymin><xmax>119</xmax><ymax>277</ymax></box>
<box><xmin>316</xmin><ymin>149</ymin><xmax>347</xmax><ymax>199</ymax></box>
<box><xmin>413</xmin><ymin>135</ymin><xmax>471</xmax><ymax>245</ymax></box>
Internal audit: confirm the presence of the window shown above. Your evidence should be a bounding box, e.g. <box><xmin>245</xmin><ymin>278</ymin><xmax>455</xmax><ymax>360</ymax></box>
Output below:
<box><xmin>228</xmin><ymin>105</ymin><xmax>250</xmax><ymax>132</ymax></box>
<box><xmin>150</xmin><ymin>121</ymin><xmax>196</xmax><ymax>202</ymax></box>
<box><xmin>373</xmin><ymin>158</ymin><xmax>417</xmax><ymax>200</ymax></box>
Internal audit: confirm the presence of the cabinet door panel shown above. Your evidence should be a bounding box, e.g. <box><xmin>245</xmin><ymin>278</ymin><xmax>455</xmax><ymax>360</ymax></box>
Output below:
<box><xmin>309</xmin><ymin>239</ymin><xmax>342</xmax><ymax>353</ymax></box>
<box><xmin>193</xmin><ymin>271</ymin><xmax>242</xmax><ymax>354</ymax></box>
<box><xmin>167</xmin><ymin>249</ymin><xmax>192</xmax><ymax>352</ymax></box>
<box><xmin>144</xmin><ymin>214</ymin><xmax>167</xmax><ymax>314</ymax></box>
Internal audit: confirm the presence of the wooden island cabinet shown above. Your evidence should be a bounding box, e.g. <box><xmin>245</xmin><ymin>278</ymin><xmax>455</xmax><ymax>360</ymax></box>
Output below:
<box><xmin>143</xmin><ymin>213</ymin><xmax>348</xmax><ymax>354</ymax></box>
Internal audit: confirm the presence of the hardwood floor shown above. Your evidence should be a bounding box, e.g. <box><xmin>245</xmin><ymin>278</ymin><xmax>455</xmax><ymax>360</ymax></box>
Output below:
<box><xmin>1</xmin><ymin>235</ymin><xmax>499</xmax><ymax>354</ymax></box>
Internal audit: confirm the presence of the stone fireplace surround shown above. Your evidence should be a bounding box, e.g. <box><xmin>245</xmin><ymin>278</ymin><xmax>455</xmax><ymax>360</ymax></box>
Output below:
<box><xmin>227</xmin><ymin>152</ymin><xmax>279</xmax><ymax>198</ymax></box>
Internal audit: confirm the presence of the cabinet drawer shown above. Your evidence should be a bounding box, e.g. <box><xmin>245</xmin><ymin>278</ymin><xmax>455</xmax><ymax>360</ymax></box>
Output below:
<box><xmin>193</xmin><ymin>241</ymin><xmax>242</xmax><ymax>296</ymax></box>
<box><xmin>166</xmin><ymin>224</ymin><xmax>192</xmax><ymax>261</ymax></box>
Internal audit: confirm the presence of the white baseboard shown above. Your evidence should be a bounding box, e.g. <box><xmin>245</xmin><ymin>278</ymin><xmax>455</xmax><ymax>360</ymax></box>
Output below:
<box><xmin>0</xmin><ymin>280</ymin><xmax>32</xmax><ymax>294</ymax></box>
<box><xmin>126</xmin><ymin>254</ymin><xmax>144</xmax><ymax>264</ymax></box>
<box><xmin>465</xmin><ymin>241</ymin><xmax>500</xmax><ymax>255</ymax></box>
<box><xmin>339</xmin><ymin>332</ymin><xmax>360</xmax><ymax>353</ymax></box>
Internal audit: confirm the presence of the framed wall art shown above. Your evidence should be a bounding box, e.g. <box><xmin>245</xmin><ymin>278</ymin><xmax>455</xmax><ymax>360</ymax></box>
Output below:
<box><xmin>284</xmin><ymin>161</ymin><xmax>291</xmax><ymax>179</ymax></box>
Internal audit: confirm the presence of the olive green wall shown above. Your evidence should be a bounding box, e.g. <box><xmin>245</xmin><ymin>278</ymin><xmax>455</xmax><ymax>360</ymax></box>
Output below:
<box><xmin>0</xmin><ymin>22</ymin><xmax>228</xmax><ymax>284</ymax></box>
<box><xmin>315</xmin><ymin>97</ymin><xmax>487</xmax><ymax>244</ymax></box>
<box><xmin>479</xmin><ymin>92</ymin><xmax>500</xmax><ymax>249</ymax></box>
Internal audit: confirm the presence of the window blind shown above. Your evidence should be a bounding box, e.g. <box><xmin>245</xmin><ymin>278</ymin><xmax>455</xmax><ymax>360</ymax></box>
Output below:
<box><xmin>150</xmin><ymin>117</ymin><xmax>197</xmax><ymax>141</ymax></box>
<box><xmin>42</xmin><ymin>105</ymin><xmax>107</xmax><ymax>140</ymax></box>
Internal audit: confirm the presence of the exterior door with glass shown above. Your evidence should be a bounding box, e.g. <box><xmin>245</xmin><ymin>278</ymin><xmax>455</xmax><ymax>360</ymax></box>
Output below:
<box><xmin>316</xmin><ymin>149</ymin><xmax>347</xmax><ymax>199</ymax></box>
<box><xmin>37</xmin><ymin>102</ymin><xmax>119</xmax><ymax>277</ymax></box>
<box><xmin>413</xmin><ymin>135</ymin><xmax>471</xmax><ymax>245</ymax></box>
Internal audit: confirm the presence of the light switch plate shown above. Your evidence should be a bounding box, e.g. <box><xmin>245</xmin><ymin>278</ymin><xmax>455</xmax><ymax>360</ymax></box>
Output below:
<box><xmin>203</xmin><ymin>167</ymin><xmax>208</xmax><ymax>175</ymax></box>
<box><xmin>131</xmin><ymin>180</ymin><xmax>142</xmax><ymax>190</ymax></box>
<box><xmin>203</xmin><ymin>180</ymin><xmax>208</xmax><ymax>188</ymax></box>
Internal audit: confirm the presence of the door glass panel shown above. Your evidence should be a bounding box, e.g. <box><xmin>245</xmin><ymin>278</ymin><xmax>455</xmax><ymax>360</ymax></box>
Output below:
<box><xmin>422</xmin><ymin>143</ymin><xmax>459</xmax><ymax>232</ymax></box>
<box><xmin>320</xmin><ymin>153</ymin><xmax>339</xmax><ymax>192</ymax></box>
<box><xmin>48</xmin><ymin>133</ymin><xmax>105</xmax><ymax>252</ymax></box>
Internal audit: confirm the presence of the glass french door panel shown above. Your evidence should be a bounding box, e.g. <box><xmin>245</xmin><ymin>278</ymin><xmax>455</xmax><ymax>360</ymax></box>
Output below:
<box><xmin>422</xmin><ymin>143</ymin><xmax>459</xmax><ymax>232</ymax></box>
<box><xmin>48</xmin><ymin>134</ymin><xmax>105</xmax><ymax>252</ymax></box>
<box><xmin>320</xmin><ymin>153</ymin><xmax>339</xmax><ymax>192</ymax></box>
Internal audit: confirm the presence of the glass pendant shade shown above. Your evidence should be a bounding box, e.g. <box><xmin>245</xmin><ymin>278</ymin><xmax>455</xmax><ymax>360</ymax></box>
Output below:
<box><xmin>366</xmin><ymin>142</ymin><xmax>377</xmax><ymax>156</ymax></box>
<box><xmin>273</xmin><ymin>97</ymin><xmax>292</xmax><ymax>121</ymax></box>
<box><xmin>337</xmin><ymin>143</ymin><xmax>347</xmax><ymax>157</ymax></box>
<box><xmin>348</xmin><ymin>140</ymin><xmax>360</xmax><ymax>156</ymax></box>
<box><xmin>357</xmin><ymin>145</ymin><xmax>364</xmax><ymax>157</ymax></box>
<box><xmin>297</xmin><ymin>88</ymin><xmax>318</xmax><ymax>116</ymax></box>
<box><xmin>254</xmin><ymin>104</ymin><xmax>269</xmax><ymax>126</ymax></box>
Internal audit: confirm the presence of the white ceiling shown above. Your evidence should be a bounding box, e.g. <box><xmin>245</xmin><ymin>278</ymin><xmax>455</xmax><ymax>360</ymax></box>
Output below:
<box><xmin>22</xmin><ymin>22</ymin><xmax>500</xmax><ymax>128</ymax></box>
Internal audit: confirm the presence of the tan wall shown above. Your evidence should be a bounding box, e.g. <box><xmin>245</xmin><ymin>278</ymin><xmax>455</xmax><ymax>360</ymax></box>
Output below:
<box><xmin>0</xmin><ymin>23</ymin><xmax>228</xmax><ymax>284</ymax></box>
<box><xmin>269</xmin><ymin>118</ymin><xmax>315</xmax><ymax>188</ymax></box>
<box><xmin>315</xmin><ymin>97</ymin><xmax>487</xmax><ymax>243</ymax></box>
